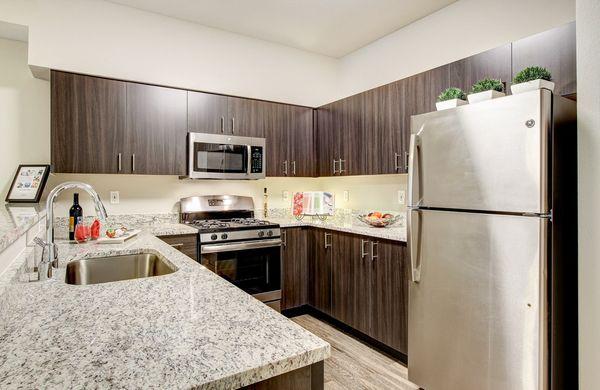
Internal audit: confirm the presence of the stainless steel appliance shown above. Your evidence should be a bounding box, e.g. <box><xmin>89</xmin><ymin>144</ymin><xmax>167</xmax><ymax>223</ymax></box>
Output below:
<box><xmin>407</xmin><ymin>89</ymin><xmax>578</xmax><ymax>390</ymax></box>
<box><xmin>186</xmin><ymin>133</ymin><xmax>265</xmax><ymax>180</ymax></box>
<box><xmin>180</xmin><ymin>195</ymin><xmax>282</xmax><ymax>310</ymax></box>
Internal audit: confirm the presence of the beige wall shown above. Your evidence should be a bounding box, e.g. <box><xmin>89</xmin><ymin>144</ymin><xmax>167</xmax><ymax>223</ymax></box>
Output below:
<box><xmin>338</xmin><ymin>0</ymin><xmax>575</xmax><ymax>99</ymax></box>
<box><xmin>0</xmin><ymin>0</ymin><xmax>338</xmax><ymax>107</ymax></box>
<box><xmin>0</xmin><ymin>38</ymin><xmax>50</xmax><ymax>199</ymax></box>
<box><xmin>577</xmin><ymin>0</ymin><xmax>600</xmax><ymax>388</ymax></box>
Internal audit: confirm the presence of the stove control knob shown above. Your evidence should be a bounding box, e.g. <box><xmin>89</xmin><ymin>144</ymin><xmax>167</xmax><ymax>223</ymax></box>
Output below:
<box><xmin>221</xmin><ymin>233</ymin><xmax>228</xmax><ymax>240</ymax></box>
<box><xmin>267</xmin><ymin>230</ymin><xmax>273</xmax><ymax>237</ymax></box>
<box><xmin>211</xmin><ymin>234</ymin><xmax>218</xmax><ymax>240</ymax></box>
<box><xmin>258</xmin><ymin>231</ymin><xmax>265</xmax><ymax>237</ymax></box>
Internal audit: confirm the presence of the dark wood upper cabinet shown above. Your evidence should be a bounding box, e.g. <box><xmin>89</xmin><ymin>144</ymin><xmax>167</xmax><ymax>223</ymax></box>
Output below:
<box><xmin>315</xmin><ymin>103</ymin><xmax>336</xmax><ymax>177</ymax></box>
<box><xmin>227</xmin><ymin>96</ymin><xmax>268</xmax><ymax>137</ymax></box>
<box><xmin>287</xmin><ymin>105</ymin><xmax>315</xmax><ymax>177</ymax></box>
<box><xmin>51</xmin><ymin>71</ymin><xmax>126</xmax><ymax>174</ymax></box>
<box><xmin>448</xmin><ymin>44</ymin><xmax>512</xmax><ymax>93</ymax></box>
<box><xmin>187</xmin><ymin>91</ymin><xmax>228</xmax><ymax>134</ymax></box>
<box><xmin>281</xmin><ymin>227</ymin><xmax>309</xmax><ymax>310</ymax></box>
<box><xmin>125</xmin><ymin>83</ymin><xmax>188</xmax><ymax>175</ymax></box>
<box><xmin>512</xmin><ymin>22</ymin><xmax>576</xmax><ymax>97</ymax></box>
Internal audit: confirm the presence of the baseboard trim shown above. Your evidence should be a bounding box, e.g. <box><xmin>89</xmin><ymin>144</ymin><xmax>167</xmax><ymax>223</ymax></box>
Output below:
<box><xmin>282</xmin><ymin>305</ymin><xmax>408</xmax><ymax>364</ymax></box>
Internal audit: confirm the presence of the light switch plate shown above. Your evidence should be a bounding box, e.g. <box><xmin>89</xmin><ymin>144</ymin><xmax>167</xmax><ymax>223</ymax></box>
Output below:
<box><xmin>343</xmin><ymin>190</ymin><xmax>349</xmax><ymax>201</ymax></box>
<box><xmin>397</xmin><ymin>190</ymin><xmax>405</xmax><ymax>205</ymax></box>
<box><xmin>282</xmin><ymin>191</ymin><xmax>289</xmax><ymax>201</ymax></box>
<box><xmin>110</xmin><ymin>191</ymin><xmax>120</xmax><ymax>204</ymax></box>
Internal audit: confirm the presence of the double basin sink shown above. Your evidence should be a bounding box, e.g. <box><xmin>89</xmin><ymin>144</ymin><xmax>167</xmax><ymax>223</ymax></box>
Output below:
<box><xmin>65</xmin><ymin>253</ymin><xmax>176</xmax><ymax>285</ymax></box>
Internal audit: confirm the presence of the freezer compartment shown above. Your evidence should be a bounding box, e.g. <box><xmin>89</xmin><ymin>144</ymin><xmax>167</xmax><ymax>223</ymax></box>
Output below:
<box><xmin>408</xmin><ymin>209</ymin><xmax>548</xmax><ymax>390</ymax></box>
<box><xmin>408</xmin><ymin>89</ymin><xmax>552</xmax><ymax>214</ymax></box>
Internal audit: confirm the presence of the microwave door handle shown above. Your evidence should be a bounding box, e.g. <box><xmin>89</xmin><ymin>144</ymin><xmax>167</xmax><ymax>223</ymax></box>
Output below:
<box><xmin>246</xmin><ymin>145</ymin><xmax>252</xmax><ymax>175</ymax></box>
<box><xmin>201</xmin><ymin>238</ymin><xmax>282</xmax><ymax>254</ymax></box>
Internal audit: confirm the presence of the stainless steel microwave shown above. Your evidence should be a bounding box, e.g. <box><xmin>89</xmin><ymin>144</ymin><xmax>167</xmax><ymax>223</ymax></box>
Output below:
<box><xmin>186</xmin><ymin>132</ymin><xmax>265</xmax><ymax>180</ymax></box>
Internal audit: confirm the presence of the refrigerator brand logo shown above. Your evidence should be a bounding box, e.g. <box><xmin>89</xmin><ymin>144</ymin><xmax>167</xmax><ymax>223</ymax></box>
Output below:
<box><xmin>525</xmin><ymin>119</ymin><xmax>536</xmax><ymax>128</ymax></box>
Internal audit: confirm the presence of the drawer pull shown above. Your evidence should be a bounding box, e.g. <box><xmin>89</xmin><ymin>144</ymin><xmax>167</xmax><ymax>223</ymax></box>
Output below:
<box><xmin>170</xmin><ymin>243</ymin><xmax>184</xmax><ymax>249</ymax></box>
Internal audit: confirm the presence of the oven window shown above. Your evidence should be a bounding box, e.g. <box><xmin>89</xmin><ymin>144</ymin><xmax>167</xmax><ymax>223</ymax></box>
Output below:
<box><xmin>201</xmin><ymin>245</ymin><xmax>281</xmax><ymax>295</ymax></box>
<box><xmin>193</xmin><ymin>143</ymin><xmax>248</xmax><ymax>173</ymax></box>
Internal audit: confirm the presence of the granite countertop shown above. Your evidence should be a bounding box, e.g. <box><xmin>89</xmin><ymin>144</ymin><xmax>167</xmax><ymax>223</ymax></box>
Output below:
<box><xmin>266</xmin><ymin>216</ymin><xmax>407</xmax><ymax>242</ymax></box>
<box><xmin>0</xmin><ymin>204</ymin><xmax>46</xmax><ymax>253</ymax></box>
<box><xmin>0</xmin><ymin>232</ymin><xmax>330</xmax><ymax>389</ymax></box>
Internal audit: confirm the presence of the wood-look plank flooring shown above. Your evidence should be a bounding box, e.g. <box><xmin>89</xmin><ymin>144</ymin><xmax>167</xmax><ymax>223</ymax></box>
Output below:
<box><xmin>292</xmin><ymin>315</ymin><xmax>419</xmax><ymax>390</ymax></box>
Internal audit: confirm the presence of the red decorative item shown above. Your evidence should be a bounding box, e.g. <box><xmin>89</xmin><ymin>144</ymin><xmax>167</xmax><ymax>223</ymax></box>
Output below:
<box><xmin>90</xmin><ymin>219</ymin><xmax>101</xmax><ymax>240</ymax></box>
<box><xmin>293</xmin><ymin>192</ymin><xmax>304</xmax><ymax>216</ymax></box>
<box><xmin>74</xmin><ymin>223</ymin><xmax>90</xmax><ymax>243</ymax></box>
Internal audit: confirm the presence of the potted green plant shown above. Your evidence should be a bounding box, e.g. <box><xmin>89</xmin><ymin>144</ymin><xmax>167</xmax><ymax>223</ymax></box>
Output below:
<box><xmin>467</xmin><ymin>78</ymin><xmax>505</xmax><ymax>103</ymax></box>
<box><xmin>436</xmin><ymin>87</ymin><xmax>468</xmax><ymax>110</ymax></box>
<box><xmin>511</xmin><ymin>66</ymin><xmax>554</xmax><ymax>94</ymax></box>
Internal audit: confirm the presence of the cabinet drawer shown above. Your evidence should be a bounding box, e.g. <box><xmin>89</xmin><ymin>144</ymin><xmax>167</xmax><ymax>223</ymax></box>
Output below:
<box><xmin>158</xmin><ymin>234</ymin><xmax>197</xmax><ymax>261</ymax></box>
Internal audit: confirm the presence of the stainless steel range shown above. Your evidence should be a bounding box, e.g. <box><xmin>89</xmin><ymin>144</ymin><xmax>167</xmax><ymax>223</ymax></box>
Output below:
<box><xmin>180</xmin><ymin>195</ymin><xmax>282</xmax><ymax>311</ymax></box>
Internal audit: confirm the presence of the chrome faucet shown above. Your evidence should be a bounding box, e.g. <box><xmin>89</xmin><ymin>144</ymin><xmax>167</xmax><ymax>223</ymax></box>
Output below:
<box><xmin>38</xmin><ymin>182</ymin><xmax>108</xmax><ymax>281</ymax></box>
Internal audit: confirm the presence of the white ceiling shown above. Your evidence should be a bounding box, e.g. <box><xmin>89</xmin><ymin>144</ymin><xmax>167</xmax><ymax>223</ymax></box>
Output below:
<box><xmin>106</xmin><ymin>0</ymin><xmax>456</xmax><ymax>58</ymax></box>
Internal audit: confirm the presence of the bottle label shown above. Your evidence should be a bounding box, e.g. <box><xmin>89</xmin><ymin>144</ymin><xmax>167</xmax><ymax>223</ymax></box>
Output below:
<box><xmin>69</xmin><ymin>216</ymin><xmax>75</xmax><ymax>232</ymax></box>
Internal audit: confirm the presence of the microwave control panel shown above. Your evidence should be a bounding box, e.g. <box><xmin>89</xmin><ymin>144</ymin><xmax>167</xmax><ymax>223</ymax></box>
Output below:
<box><xmin>250</xmin><ymin>146</ymin><xmax>263</xmax><ymax>173</ymax></box>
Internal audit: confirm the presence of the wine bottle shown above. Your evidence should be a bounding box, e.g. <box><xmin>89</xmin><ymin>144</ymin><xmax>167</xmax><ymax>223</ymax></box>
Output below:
<box><xmin>69</xmin><ymin>193</ymin><xmax>83</xmax><ymax>240</ymax></box>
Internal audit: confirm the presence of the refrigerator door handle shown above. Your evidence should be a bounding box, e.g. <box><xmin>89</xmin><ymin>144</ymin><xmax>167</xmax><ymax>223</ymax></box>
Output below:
<box><xmin>407</xmin><ymin>131</ymin><xmax>422</xmax><ymax>207</ymax></box>
<box><xmin>407</xmin><ymin>208</ymin><xmax>421</xmax><ymax>282</ymax></box>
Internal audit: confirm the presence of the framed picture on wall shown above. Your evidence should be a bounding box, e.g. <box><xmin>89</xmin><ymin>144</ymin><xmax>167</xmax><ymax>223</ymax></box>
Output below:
<box><xmin>5</xmin><ymin>164</ymin><xmax>51</xmax><ymax>203</ymax></box>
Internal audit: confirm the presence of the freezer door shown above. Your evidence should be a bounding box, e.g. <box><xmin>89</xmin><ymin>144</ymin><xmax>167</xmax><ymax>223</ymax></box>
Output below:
<box><xmin>408</xmin><ymin>209</ymin><xmax>548</xmax><ymax>390</ymax></box>
<box><xmin>408</xmin><ymin>89</ymin><xmax>551</xmax><ymax>214</ymax></box>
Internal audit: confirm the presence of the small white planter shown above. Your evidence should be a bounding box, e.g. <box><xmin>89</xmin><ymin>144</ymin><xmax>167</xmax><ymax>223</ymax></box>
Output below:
<box><xmin>436</xmin><ymin>98</ymin><xmax>468</xmax><ymax>111</ymax></box>
<box><xmin>510</xmin><ymin>79</ymin><xmax>555</xmax><ymax>95</ymax></box>
<box><xmin>467</xmin><ymin>90</ymin><xmax>506</xmax><ymax>104</ymax></box>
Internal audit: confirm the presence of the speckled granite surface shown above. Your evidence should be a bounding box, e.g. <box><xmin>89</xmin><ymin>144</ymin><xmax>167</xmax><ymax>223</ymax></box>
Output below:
<box><xmin>262</xmin><ymin>209</ymin><xmax>407</xmax><ymax>242</ymax></box>
<box><xmin>0</xmin><ymin>232</ymin><xmax>330</xmax><ymax>389</ymax></box>
<box><xmin>0</xmin><ymin>204</ymin><xmax>46</xmax><ymax>253</ymax></box>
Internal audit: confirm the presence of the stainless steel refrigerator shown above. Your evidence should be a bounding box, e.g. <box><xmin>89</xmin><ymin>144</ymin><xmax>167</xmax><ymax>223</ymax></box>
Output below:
<box><xmin>407</xmin><ymin>89</ymin><xmax>578</xmax><ymax>390</ymax></box>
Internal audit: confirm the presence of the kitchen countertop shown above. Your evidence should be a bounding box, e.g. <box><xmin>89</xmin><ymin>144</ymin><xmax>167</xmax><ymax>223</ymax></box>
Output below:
<box><xmin>0</xmin><ymin>231</ymin><xmax>330</xmax><ymax>388</ymax></box>
<box><xmin>265</xmin><ymin>216</ymin><xmax>407</xmax><ymax>243</ymax></box>
<box><xmin>0</xmin><ymin>204</ymin><xmax>46</xmax><ymax>253</ymax></box>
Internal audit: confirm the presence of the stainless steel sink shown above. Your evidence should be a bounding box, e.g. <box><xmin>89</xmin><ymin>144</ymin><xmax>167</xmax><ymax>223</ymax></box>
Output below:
<box><xmin>65</xmin><ymin>253</ymin><xmax>177</xmax><ymax>285</ymax></box>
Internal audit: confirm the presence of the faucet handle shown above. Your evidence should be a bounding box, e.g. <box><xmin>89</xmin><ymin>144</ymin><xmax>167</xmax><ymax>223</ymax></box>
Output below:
<box><xmin>33</xmin><ymin>238</ymin><xmax>59</xmax><ymax>267</ymax></box>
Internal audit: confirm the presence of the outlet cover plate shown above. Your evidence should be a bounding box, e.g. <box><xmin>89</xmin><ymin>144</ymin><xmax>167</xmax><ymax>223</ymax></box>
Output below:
<box><xmin>110</xmin><ymin>191</ymin><xmax>120</xmax><ymax>204</ymax></box>
<box><xmin>343</xmin><ymin>190</ymin><xmax>349</xmax><ymax>201</ymax></box>
<box><xmin>397</xmin><ymin>190</ymin><xmax>405</xmax><ymax>205</ymax></box>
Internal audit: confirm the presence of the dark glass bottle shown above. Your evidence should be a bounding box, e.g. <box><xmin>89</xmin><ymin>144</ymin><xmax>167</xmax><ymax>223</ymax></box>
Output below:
<box><xmin>69</xmin><ymin>193</ymin><xmax>83</xmax><ymax>240</ymax></box>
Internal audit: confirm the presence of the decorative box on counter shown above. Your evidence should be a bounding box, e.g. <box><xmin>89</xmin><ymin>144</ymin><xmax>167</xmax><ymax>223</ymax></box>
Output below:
<box><xmin>293</xmin><ymin>192</ymin><xmax>334</xmax><ymax>220</ymax></box>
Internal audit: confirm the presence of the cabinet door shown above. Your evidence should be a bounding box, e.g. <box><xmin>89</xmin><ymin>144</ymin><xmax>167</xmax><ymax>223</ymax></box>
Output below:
<box><xmin>362</xmin><ymin>87</ymin><xmax>391</xmax><ymax>175</ymax></box>
<box><xmin>512</xmin><ymin>22</ymin><xmax>576</xmax><ymax>97</ymax></box>
<box><xmin>126</xmin><ymin>83</ymin><xmax>187</xmax><ymax>175</ymax></box>
<box><xmin>337</xmin><ymin>94</ymin><xmax>363</xmax><ymax>176</ymax></box>
<box><xmin>331</xmin><ymin>232</ymin><xmax>371</xmax><ymax>335</ymax></box>
<box><xmin>187</xmin><ymin>91</ymin><xmax>228</xmax><ymax>134</ymax></box>
<box><xmin>385</xmin><ymin>80</ymin><xmax>406</xmax><ymax>174</ymax></box>
<box><xmin>281</xmin><ymin>228</ymin><xmax>309</xmax><ymax>310</ymax></box>
<box><xmin>448</xmin><ymin>44</ymin><xmax>512</xmax><ymax>94</ymax></box>
<box><xmin>263</xmin><ymin>102</ymin><xmax>287</xmax><ymax>176</ymax></box>
<box><xmin>316</xmin><ymin>104</ymin><xmax>336</xmax><ymax>177</ymax></box>
<box><xmin>51</xmin><ymin>71</ymin><xmax>126</xmax><ymax>174</ymax></box>
<box><xmin>288</xmin><ymin>106</ymin><xmax>315</xmax><ymax>177</ymax></box>
<box><xmin>227</xmin><ymin>96</ymin><xmax>268</xmax><ymax>137</ymax></box>
<box><xmin>309</xmin><ymin>229</ymin><xmax>332</xmax><ymax>315</ymax></box>
<box><xmin>371</xmin><ymin>241</ymin><xmax>409</xmax><ymax>354</ymax></box>
<box><xmin>158</xmin><ymin>234</ymin><xmax>198</xmax><ymax>261</ymax></box>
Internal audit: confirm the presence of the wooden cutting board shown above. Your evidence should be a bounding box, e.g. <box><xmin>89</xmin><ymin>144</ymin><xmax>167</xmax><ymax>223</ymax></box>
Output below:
<box><xmin>96</xmin><ymin>229</ymin><xmax>141</xmax><ymax>244</ymax></box>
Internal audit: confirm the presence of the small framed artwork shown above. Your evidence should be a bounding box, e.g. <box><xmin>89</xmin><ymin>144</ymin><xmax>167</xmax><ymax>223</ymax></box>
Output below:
<box><xmin>5</xmin><ymin>164</ymin><xmax>51</xmax><ymax>203</ymax></box>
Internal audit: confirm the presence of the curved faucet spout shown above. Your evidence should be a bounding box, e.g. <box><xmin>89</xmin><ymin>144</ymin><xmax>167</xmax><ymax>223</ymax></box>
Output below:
<box><xmin>41</xmin><ymin>182</ymin><xmax>108</xmax><ymax>281</ymax></box>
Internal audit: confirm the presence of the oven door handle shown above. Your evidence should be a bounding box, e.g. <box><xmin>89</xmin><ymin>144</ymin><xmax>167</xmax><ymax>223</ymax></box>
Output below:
<box><xmin>201</xmin><ymin>238</ymin><xmax>282</xmax><ymax>254</ymax></box>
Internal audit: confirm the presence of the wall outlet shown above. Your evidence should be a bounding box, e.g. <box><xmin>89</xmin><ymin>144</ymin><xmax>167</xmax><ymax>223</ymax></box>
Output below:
<box><xmin>110</xmin><ymin>191</ymin><xmax>120</xmax><ymax>204</ymax></box>
<box><xmin>343</xmin><ymin>190</ymin><xmax>349</xmax><ymax>202</ymax></box>
<box><xmin>282</xmin><ymin>191</ymin><xmax>289</xmax><ymax>201</ymax></box>
<box><xmin>397</xmin><ymin>190</ymin><xmax>406</xmax><ymax>205</ymax></box>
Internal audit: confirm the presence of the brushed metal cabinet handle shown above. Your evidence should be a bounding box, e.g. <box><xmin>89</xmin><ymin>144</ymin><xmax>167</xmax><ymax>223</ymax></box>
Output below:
<box><xmin>324</xmin><ymin>232</ymin><xmax>332</xmax><ymax>249</ymax></box>
<box><xmin>394</xmin><ymin>152</ymin><xmax>400</xmax><ymax>172</ymax></box>
<box><xmin>231</xmin><ymin>117</ymin><xmax>235</xmax><ymax>134</ymax></box>
<box><xmin>170</xmin><ymin>243</ymin><xmax>184</xmax><ymax>249</ymax></box>
<box><xmin>118</xmin><ymin>153</ymin><xmax>122</xmax><ymax>172</ymax></box>
<box><xmin>332</xmin><ymin>159</ymin><xmax>338</xmax><ymax>175</ymax></box>
<box><xmin>360</xmin><ymin>239</ymin><xmax>368</xmax><ymax>259</ymax></box>
<box><xmin>339</xmin><ymin>159</ymin><xmax>346</xmax><ymax>174</ymax></box>
<box><xmin>220</xmin><ymin>116</ymin><xmax>225</xmax><ymax>133</ymax></box>
<box><xmin>371</xmin><ymin>241</ymin><xmax>378</xmax><ymax>261</ymax></box>
<box><xmin>405</xmin><ymin>151</ymin><xmax>410</xmax><ymax>171</ymax></box>
<box><xmin>292</xmin><ymin>161</ymin><xmax>296</xmax><ymax>176</ymax></box>
<box><xmin>283</xmin><ymin>160</ymin><xmax>288</xmax><ymax>176</ymax></box>
<box><xmin>132</xmin><ymin>154</ymin><xmax>136</xmax><ymax>172</ymax></box>
<box><xmin>282</xmin><ymin>230</ymin><xmax>287</xmax><ymax>247</ymax></box>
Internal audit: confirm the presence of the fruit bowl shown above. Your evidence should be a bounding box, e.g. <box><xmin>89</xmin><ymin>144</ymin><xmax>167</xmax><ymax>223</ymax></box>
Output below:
<box><xmin>357</xmin><ymin>213</ymin><xmax>402</xmax><ymax>228</ymax></box>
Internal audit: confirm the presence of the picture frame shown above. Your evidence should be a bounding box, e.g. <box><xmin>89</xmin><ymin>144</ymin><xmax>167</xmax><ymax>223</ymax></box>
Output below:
<box><xmin>5</xmin><ymin>164</ymin><xmax>51</xmax><ymax>203</ymax></box>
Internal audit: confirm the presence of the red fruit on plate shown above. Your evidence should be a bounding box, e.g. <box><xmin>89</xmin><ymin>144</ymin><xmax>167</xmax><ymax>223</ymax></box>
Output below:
<box><xmin>91</xmin><ymin>219</ymin><xmax>101</xmax><ymax>240</ymax></box>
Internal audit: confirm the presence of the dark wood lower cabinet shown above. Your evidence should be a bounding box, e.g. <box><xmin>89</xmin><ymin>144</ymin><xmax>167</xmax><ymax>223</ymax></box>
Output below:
<box><xmin>157</xmin><ymin>234</ymin><xmax>198</xmax><ymax>261</ymax></box>
<box><xmin>282</xmin><ymin>228</ymin><xmax>309</xmax><ymax>310</ymax></box>
<box><xmin>308</xmin><ymin>229</ymin><xmax>332</xmax><ymax>315</ymax></box>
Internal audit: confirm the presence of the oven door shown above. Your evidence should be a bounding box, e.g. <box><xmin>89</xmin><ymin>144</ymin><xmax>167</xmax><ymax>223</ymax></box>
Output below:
<box><xmin>200</xmin><ymin>238</ymin><xmax>281</xmax><ymax>304</ymax></box>
<box><xmin>187</xmin><ymin>133</ymin><xmax>265</xmax><ymax>179</ymax></box>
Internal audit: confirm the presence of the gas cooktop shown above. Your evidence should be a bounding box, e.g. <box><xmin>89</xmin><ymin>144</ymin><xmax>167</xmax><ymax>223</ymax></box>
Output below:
<box><xmin>186</xmin><ymin>218</ymin><xmax>278</xmax><ymax>232</ymax></box>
